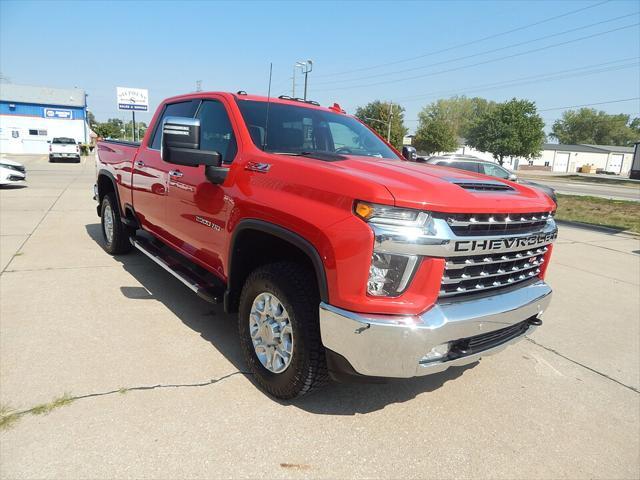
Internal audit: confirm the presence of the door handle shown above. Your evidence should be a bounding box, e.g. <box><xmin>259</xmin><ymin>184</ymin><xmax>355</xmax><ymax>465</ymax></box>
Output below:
<box><xmin>134</xmin><ymin>160</ymin><xmax>145</xmax><ymax>168</ymax></box>
<box><xmin>169</xmin><ymin>170</ymin><xmax>183</xmax><ymax>178</ymax></box>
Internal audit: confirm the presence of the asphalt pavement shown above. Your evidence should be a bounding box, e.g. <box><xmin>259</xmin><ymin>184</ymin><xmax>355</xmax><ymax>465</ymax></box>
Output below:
<box><xmin>1</xmin><ymin>155</ymin><xmax>639</xmax><ymax>479</ymax></box>
<box><xmin>519</xmin><ymin>173</ymin><xmax>640</xmax><ymax>202</ymax></box>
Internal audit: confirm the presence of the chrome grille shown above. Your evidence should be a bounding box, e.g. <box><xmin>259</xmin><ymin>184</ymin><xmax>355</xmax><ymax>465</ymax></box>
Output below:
<box><xmin>439</xmin><ymin>246</ymin><xmax>547</xmax><ymax>298</ymax></box>
<box><xmin>434</xmin><ymin>211</ymin><xmax>552</xmax><ymax>236</ymax></box>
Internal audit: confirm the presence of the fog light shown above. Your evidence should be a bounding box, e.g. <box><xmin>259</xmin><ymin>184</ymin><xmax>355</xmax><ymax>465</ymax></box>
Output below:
<box><xmin>420</xmin><ymin>343</ymin><xmax>450</xmax><ymax>363</ymax></box>
<box><xmin>367</xmin><ymin>252</ymin><xmax>418</xmax><ymax>296</ymax></box>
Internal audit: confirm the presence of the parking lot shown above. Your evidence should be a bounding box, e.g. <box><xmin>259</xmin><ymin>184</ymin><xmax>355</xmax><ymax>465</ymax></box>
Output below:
<box><xmin>1</xmin><ymin>154</ymin><xmax>639</xmax><ymax>479</ymax></box>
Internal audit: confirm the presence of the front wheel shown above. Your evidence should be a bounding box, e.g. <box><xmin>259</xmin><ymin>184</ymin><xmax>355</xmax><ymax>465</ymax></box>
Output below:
<box><xmin>100</xmin><ymin>193</ymin><xmax>134</xmax><ymax>254</ymax></box>
<box><xmin>238</xmin><ymin>262</ymin><xmax>328</xmax><ymax>399</ymax></box>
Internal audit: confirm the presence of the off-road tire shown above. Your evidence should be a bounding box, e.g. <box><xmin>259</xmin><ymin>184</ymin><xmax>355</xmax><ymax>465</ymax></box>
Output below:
<box><xmin>238</xmin><ymin>262</ymin><xmax>328</xmax><ymax>399</ymax></box>
<box><xmin>100</xmin><ymin>193</ymin><xmax>134</xmax><ymax>254</ymax></box>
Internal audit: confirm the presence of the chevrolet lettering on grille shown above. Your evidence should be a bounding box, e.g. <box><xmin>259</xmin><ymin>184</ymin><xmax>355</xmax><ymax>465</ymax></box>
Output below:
<box><xmin>454</xmin><ymin>231</ymin><xmax>558</xmax><ymax>253</ymax></box>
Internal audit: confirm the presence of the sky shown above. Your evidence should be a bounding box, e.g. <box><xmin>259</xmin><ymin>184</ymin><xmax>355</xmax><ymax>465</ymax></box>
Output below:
<box><xmin>1</xmin><ymin>0</ymin><xmax>638</xmax><ymax>134</ymax></box>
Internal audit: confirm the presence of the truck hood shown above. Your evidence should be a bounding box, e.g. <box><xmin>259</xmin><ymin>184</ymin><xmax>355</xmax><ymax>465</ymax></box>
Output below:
<box><xmin>333</xmin><ymin>157</ymin><xmax>555</xmax><ymax>214</ymax></box>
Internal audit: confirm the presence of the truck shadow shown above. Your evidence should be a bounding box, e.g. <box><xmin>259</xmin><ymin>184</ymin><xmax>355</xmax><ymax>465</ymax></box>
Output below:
<box><xmin>85</xmin><ymin>223</ymin><xmax>479</xmax><ymax>415</ymax></box>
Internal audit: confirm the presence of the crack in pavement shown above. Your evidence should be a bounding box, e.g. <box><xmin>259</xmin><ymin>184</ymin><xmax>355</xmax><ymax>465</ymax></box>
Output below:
<box><xmin>1</xmin><ymin>371</ymin><xmax>253</xmax><ymax>429</ymax></box>
<box><xmin>525</xmin><ymin>337</ymin><xmax>639</xmax><ymax>394</ymax></box>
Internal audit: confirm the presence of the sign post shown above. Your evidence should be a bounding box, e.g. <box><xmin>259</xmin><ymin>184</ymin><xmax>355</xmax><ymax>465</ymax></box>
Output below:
<box><xmin>116</xmin><ymin>87</ymin><xmax>149</xmax><ymax>142</ymax></box>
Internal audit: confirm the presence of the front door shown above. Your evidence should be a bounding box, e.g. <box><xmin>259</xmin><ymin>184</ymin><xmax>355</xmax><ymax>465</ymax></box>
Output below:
<box><xmin>132</xmin><ymin>99</ymin><xmax>201</xmax><ymax>238</ymax></box>
<box><xmin>164</xmin><ymin>98</ymin><xmax>238</xmax><ymax>274</ymax></box>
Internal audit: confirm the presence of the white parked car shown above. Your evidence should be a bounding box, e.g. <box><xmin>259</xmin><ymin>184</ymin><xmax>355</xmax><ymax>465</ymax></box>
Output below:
<box><xmin>49</xmin><ymin>137</ymin><xmax>81</xmax><ymax>162</ymax></box>
<box><xmin>0</xmin><ymin>158</ymin><xmax>26</xmax><ymax>186</ymax></box>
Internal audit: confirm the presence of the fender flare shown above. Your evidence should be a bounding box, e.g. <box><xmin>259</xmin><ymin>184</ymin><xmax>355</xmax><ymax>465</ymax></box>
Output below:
<box><xmin>227</xmin><ymin>219</ymin><xmax>329</xmax><ymax>307</ymax></box>
<box><xmin>96</xmin><ymin>169</ymin><xmax>122</xmax><ymax>216</ymax></box>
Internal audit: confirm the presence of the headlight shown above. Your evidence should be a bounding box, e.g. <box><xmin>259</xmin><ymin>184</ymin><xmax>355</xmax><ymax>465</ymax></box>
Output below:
<box><xmin>355</xmin><ymin>201</ymin><xmax>428</xmax><ymax>296</ymax></box>
<box><xmin>355</xmin><ymin>201</ymin><xmax>431</xmax><ymax>227</ymax></box>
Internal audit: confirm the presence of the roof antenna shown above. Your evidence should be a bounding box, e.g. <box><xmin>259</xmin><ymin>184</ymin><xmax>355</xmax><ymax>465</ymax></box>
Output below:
<box><xmin>263</xmin><ymin>62</ymin><xmax>273</xmax><ymax>151</ymax></box>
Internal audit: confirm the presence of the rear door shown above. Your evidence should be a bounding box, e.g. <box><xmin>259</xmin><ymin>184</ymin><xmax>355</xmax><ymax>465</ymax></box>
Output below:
<box><xmin>164</xmin><ymin>98</ymin><xmax>238</xmax><ymax>272</ymax></box>
<box><xmin>132</xmin><ymin>99</ymin><xmax>200</xmax><ymax>237</ymax></box>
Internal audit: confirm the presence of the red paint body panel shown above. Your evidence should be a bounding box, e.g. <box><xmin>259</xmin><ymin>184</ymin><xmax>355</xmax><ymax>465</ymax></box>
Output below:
<box><xmin>97</xmin><ymin>92</ymin><xmax>555</xmax><ymax>316</ymax></box>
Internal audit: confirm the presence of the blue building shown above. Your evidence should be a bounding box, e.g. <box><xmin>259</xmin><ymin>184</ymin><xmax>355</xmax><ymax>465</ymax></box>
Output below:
<box><xmin>0</xmin><ymin>84</ymin><xmax>88</xmax><ymax>154</ymax></box>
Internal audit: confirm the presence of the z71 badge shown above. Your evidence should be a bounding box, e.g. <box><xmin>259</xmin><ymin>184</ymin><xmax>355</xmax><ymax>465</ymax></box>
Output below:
<box><xmin>454</xmin><ymin>231</ymin><xmax>558</xmax><ymax>253</ymax></box>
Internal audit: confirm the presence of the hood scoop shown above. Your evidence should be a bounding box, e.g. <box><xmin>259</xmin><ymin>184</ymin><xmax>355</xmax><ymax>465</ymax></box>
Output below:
<box><xmin>452</xmin><ymin>179</ymin><xmax>514</xmax><ymax>192</ymax></box>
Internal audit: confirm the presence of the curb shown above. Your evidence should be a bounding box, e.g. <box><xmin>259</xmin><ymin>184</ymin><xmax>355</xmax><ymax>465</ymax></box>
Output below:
<box><xmin>555</xmin><ymin>219</ymin><xmax>640</xmax><ymax>238</ymax></box>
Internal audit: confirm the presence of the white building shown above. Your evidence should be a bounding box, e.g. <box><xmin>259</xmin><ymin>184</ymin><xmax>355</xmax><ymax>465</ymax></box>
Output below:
<box><xmin>527</xmin><ymin>144</ymin><xmax>636</xmax><ymax>175</ymax></box>
<box><xmin>0</xmin><ymin>84</ymin><xmax>88</xmax><ymax>155</ymax></box>
<box><xmin>426</xmin><ymin>139</ymin><xmax>636</xmax><ymax>175</ymax></box>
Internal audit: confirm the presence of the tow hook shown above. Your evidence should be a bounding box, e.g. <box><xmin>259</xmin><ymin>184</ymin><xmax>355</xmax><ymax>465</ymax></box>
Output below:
<box><xmin>528</xmin><ymin>317</ymin><xmax>543</xmax><ymax>326</ymax></box>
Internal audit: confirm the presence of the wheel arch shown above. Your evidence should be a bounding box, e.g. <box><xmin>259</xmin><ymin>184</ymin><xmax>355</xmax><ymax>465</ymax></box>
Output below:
<box><xmin>225</xmin><ymin>219</ymin><xmax>329</xmax><ymax>313</ymax></box>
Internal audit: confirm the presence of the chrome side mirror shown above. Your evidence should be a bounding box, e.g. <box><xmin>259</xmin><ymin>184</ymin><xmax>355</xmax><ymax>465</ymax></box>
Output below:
<box><xmin>508</xmin><ymin>173</ymin><xmax>518</xmax><ymax>182</ymax></box>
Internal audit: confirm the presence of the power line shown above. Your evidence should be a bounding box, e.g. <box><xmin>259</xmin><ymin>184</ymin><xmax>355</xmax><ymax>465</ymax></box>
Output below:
<box><xmin>315</xmin><ymin>0</ymin><xmax>612</xmax><ymax>78</ymax></box>
<box><xmin>315</xmin><ymin>12</ymin><xmax>637</xmax><ymax>86</ymax></box>
<box><xmin>315</xmin><ymin>23</ymin><xmax>640</xmax><ymax>92</ymax></box>
<box><xmin>538</xmin><ymin>97</ymin><xmax>640</xmax><ymax>112</ymax></box>
<box><xmin>393</xmin><ymin>58</ymin><xmax>639</xmax><ymax>102</ymax></box>
<box><xmin>405</xmin><ymin>98</ymin><xmax>640</xmax><ymax>123</ymax></box>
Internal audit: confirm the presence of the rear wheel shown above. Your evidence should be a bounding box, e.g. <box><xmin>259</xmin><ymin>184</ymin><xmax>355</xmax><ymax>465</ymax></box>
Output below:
<box><xmin>100</xmin><ymin>193</ymin><xmax>134</xmax><ymax>254</ymax></box>
<box><xmin>238</xmin><ymin>262</ymin><xmax>328</xmax><ymax>399</ymax></box>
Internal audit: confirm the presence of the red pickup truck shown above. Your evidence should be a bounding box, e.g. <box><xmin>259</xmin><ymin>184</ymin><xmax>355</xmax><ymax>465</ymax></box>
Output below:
<box><xmin>95</xmin><ymin>92</ymin><xmax>557</xmax><ymax>399</ymax></box>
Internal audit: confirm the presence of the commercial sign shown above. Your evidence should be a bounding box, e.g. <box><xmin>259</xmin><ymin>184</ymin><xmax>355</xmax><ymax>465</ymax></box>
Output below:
<box><xmin>44</xmin><ymin>108</ymin><xmax>73</xmax><ymax>119</ymax></box>
<box><xmin>117</xmin><ymin>87</ymin><xmax>149</xmax><ymax>111</ymax></box>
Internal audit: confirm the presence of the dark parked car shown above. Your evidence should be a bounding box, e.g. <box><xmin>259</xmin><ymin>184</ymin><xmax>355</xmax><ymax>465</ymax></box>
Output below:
<box><xmin>423</xmin><ymin>155</ymin><xmax>557</xmax><ymax>205</ymax></box>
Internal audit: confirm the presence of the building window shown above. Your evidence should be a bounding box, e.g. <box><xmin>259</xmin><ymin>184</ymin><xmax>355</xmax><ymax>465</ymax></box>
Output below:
<box><xmin>544</xmin><ymin>161</ymin><xmax>550</xmax><ymax>167</ymax></box>
<box><xmin>28</xmin><ymin>129</ymin><xmax>47</xmax><ymax>136</ymax></box>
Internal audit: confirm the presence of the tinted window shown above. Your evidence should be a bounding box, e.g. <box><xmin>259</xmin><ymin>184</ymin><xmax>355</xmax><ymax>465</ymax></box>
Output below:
<box><xmin>52</xmin><ymin>137</ymin><xmax>76</xmax><ymax>144</ymax></box>
<box><xmin>236</xmin><ymin>99</ymin><xmax>399</xmax><ymax>160</ymax></box>
<box><xmin>440</xmin><ymin>161</ymin><xmax>479</xmax><ymax>173</ymax></box>
<box><xmin>481</xmin><ymin>163</ymin><xmax>510</xmax><ymax>179</ymax></box>
<box><xmin>197</xmin><ymin>100</ymin><xmax>237</xmax><ymax>163</ymax></box>
<box><xmin>150</xmin><ymin>100</ymin><xmax>200</xmax><ymax>150</ymax></box>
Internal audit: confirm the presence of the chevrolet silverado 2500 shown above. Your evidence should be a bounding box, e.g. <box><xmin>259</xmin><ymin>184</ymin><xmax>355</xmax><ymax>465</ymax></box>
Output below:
<box><xmin>95</xmin><ymin>92</ymin><xmax>557</xmax><ymax>399</ymax></box>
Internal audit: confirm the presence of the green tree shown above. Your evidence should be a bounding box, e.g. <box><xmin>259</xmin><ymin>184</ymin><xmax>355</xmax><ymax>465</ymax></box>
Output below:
<box><xmin>124</xmin><ymin>120</ymin><xmax>148</xmax><ymax>141</ymax></box>
<box><xmin>413</xmin><ymin>116</ymin><xmax>458</xmax><ymax>154</ymax></box>
<box><xmin>418</xmin><ymin>96</ymin><xmax>496</xmax><ymax>140</ymax></box>
<box><xmin>551</xmin><ymin>108</ymin><xmax>639</xmax><ymax>145</ymax></box>
<box><xmin>355</xmin><ymin>100</ymin><xmax>408</xmax><ymax>150</ymax></box>
<box><xmin>86</xmin><ymin>110</ymin><xmax>96</xmax><ymax>128</ymax></box>
<box><xmin>467</xmin><ymin>98</ymin><xmax>545</xmax><ymax>165</ymax></box>
<box><xmin>93</xmin><ymin>118</ymin><xmax>124</xmax><ymax>139</ymax></box>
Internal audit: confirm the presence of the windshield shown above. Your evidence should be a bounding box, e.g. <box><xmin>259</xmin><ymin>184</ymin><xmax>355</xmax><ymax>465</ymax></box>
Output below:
<box><xmin>52</xmin><ymin>137</ymin><xmax>76</xmax><ymax>144</ymax></box>
<box><xmin>236</xmin><ymin>100</ymin><xmax>399</xmax><ymax>160</ymax></box>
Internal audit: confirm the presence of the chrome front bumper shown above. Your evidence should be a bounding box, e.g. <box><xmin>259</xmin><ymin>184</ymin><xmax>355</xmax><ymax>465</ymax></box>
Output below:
<box><xmin>320</xmin><ymin>280</ymin><xmax>552</xmax><ymax>378</ymax></box>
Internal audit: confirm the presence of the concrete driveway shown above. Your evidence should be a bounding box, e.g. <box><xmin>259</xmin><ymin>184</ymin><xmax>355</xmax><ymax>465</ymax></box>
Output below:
<box><xmin>1</xmin><ymin>155</ymin><xmax>639</xmax><ymax>479</ymax></box>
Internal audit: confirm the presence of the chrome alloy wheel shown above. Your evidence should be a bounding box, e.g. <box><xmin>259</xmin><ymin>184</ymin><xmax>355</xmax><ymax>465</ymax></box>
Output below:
<box><xmin>103</xmin><ymin>203</ymin><xmax>114</xmax><ymax>244</ymax></box>
<box><xmin>249</xmin><ymin>292</ymin><xmax>294</xmax><ymax>373</ymax></box>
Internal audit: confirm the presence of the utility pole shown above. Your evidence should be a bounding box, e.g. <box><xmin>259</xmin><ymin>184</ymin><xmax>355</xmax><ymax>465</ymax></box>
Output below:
<box><xmin>292</xmin><ymin>64</ymin><xmax>297</xmax><ymax>97</ymax></box>
<box><xmin>386</xmin><ymin>102</ymin><xmax>394</xmax><ymax>143</ymax></box>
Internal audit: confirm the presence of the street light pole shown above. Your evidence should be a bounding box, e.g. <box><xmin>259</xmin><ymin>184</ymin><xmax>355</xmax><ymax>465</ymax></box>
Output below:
<box><xmin>295</xmin><ymin>60</ymin><xmax>313</xmax><ymax>100</ymax></box>
<box><xmin>303</xmin><ymin>60</ymin><xmax>312</xmax><ymax>101</ymax></box>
